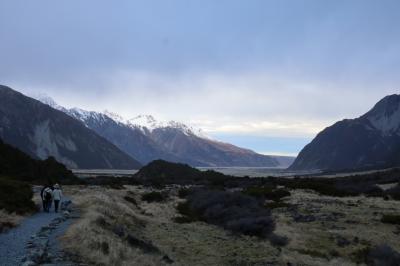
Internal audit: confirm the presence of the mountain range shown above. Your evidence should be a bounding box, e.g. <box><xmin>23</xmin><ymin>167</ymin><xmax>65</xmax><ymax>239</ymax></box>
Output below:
<box><xmin>38</xmin><ymin>96</ymin><xmax>284</xmax><ymax>167</ymax></box>
<box><xmin>0</xmin><ymin>85</ymin><xmax>142</xmax><ymax>169</ymax></box>
<box><xmin>290</xmin><ymin>94</ymin><xmax>400</xmax><ymax>171</ymax></box>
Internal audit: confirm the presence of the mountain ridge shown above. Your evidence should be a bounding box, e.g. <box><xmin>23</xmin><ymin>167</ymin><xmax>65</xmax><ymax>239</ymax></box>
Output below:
<box><xmin>36</xmin><ymin>95</ymin><xmax>284</xmax><ymax>167</ymax></box>
<box><xmin>290</xmin><ymin>94</ymin><xmax>400</xmax><ymax>171</ymax></box>
<box><xmin>0</xmin><ymin>85</ymin><xmax>142</xmax><ymax>169</ymax></box>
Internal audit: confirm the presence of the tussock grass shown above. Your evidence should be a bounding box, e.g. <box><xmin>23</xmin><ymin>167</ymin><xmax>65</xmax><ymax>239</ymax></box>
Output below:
<box><xmin>61</xmin><ymin>186</ymin><xmax>165</xmax><ymax>266</ymax></box>
<box><xmin>0</xmin><ymin>209</ymin><xmax>24</xmax><ymax>232</ymax></box>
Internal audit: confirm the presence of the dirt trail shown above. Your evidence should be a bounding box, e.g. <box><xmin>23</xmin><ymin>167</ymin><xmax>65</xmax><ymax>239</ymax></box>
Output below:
<box><xmin>0</xmin><ymin>193</ymin><xmax>75</xmax><ymax>266</ymax></box>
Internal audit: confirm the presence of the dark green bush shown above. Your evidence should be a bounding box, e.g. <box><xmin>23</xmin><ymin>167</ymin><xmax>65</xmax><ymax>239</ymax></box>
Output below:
<box><xmin>265</xmin><ymin>201</ymin><xmax>291</xmax><ymax>209</ymax></box>
<box><xmin>0</xmin><ymin>139</ymin><xmax>80</xmax><ymax>184</ymax></box>
<box><xmin>141</xmin><ymin>191</ymin><xmax>166</xmax><ymax>203</ymax></box>
<box><xmin>242</xmin><ymin>186</ymin><xmax>290</xmax><ymax>201</ymax></box>
<box><xmin>124</xmin><ymin>195</ymin><xmax>138</xmax><ymax>206</ymax></box>
<box><xmin>381</xmin><ymin>214</ymin><xmax>400</xmax><ymax>225</ymax></box>
<box><xmin>387</xmin><ymin>183</ymin><xmax>400</xmax><ymax>200</ymax></box>
<box><xmin>178</xmin><ymin>188</ymin><xmax>191</xmax><ymax>198</ymax></box>
<box><xmin>0</xmin><ymin>177</ymin><xmax>36</xmax><ymax>214</ymax></box>
<box><xmin>176</xmin><ymin>189</ymin><xmax>275</xmax><ymax>238</ymax></box>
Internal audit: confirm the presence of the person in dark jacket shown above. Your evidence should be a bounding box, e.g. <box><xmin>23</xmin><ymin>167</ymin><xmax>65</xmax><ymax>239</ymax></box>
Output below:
<box><xmin>42</xmin><ymin>186</ymin><xmax>53</xmax><ymax>212</ymax></box>
<box><xmin>40</xmin><ymin>185</ymin><xmax>49</xmax><ymax>212</ymax></box>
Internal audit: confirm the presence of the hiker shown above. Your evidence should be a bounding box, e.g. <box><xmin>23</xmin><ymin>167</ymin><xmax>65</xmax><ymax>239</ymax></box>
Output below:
<box><xmin>43</xmin><ymin>186</ymin><xmax>53</xmax><ymax>212</ymax></box>
<box><xmin>52</xmin><ymin>184</ymin><xmax>63</xmax><ymax>213</ymax></box>
<box><xmin>40</xmin><ymin>185</ymin><xmax>49</xmax><ymax>211</ymax></box>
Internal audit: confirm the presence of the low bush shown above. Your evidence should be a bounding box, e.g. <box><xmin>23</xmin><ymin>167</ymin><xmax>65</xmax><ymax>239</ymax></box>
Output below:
<box><xmin>124</xmin><ymin>196</ymin><xmax>138</xmax><ymax>206</ymax></box>
<box><xmin>173</xmin><ymin>216</ymin><xmax>194</xmax><ymax>224</ymax></box>
<box><xmin>265</xmin><ymin>201</ymin><xmax>291</xmax><ymax>209</ymax></box>
<box><xmin>282</xmin><ymin>178</ymin><xmax>384</xmax><ymax>198</ymax></box>
<box><xmin>242</xmin><ymin>186</ymin><xmax>291</xmax><ymax>201</ymax></box>
<box><xmin>387</xmin><ymin>183</ymin><xmax>400</xmax><ymax>200</ymax></box>
<box><xmin>381</xmin><ymin>214</ymin><xmax>400</xmax><ymax>225</ymax></box>
<box><xmin>141</xmin><ymin>191</ymin><xmax>166</xmax><ymax>203</ymax></box>
<box><xmin>178</xmin><ymin>187</ymin><xmax>191</xmax><ymax>198</ymax></box>
<box><xmin>0</xmin><ymin>177</ymin><xmax>36</xmax><ymax>214</ymax></box>
<box><xmin>176</xmin><ymin>189</ymin><xmax>275</xmax><ymax>238</ymax></box>
<box><xmin>366</xmin><ymin>245</ymin><xmax>400</xmax><ymax>266</ymax></box>
<box><xmin>268</xmin><ymin>233</ymin><xmax>289</xmax><ymax>247</ymax></box>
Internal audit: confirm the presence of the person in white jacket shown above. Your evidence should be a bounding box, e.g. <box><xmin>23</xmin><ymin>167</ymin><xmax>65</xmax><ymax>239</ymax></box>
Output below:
<box><xmin>52</xmin><ymin>184</ymin><xmax>63</xmax><ymax>213</ymax></box>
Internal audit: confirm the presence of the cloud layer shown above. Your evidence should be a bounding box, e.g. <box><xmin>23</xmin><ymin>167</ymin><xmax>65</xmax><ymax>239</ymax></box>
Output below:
<box><xmin>1</xmin><ymin>0</ymin><xmax>400</xmax><ymax>153</ymax></box>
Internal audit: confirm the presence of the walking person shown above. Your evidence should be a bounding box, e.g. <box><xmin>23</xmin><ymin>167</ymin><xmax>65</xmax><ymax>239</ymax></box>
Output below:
<box><xmin>52</xmin><ymin>184</ymin><xmax>63</xmax><ymax>213</ymax></box>
<box><xmin>40</xmin><ymin>185</ymin><xmax>49</xmax><ymax>212</ymax></box>
<box><xmin>43</xmin><ymin>186</ymin><xmax>53</xmax><ymax>212</ymax></box>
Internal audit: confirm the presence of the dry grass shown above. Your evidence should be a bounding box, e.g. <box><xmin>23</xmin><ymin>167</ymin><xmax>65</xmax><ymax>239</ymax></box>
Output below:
<box><xmin>60</xmin><ymin>185</ymin><xmax>400</xmax><ymax>266</ymax></box>
<box><xmin>0</xmin><ymin>209</ymin><xmax>24</xmax><ymax>232</ymax></box>
<box><xmin>61</xmin><ymin>186</ymin><xmax>165</xmax><ymax>266</ymax></box>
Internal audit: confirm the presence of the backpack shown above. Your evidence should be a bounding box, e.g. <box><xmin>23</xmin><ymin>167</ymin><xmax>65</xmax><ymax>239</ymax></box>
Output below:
<box><xmin>44</xmin><ymin>189</ymin><xmax>52</xmax><ymax>201</ymax></box>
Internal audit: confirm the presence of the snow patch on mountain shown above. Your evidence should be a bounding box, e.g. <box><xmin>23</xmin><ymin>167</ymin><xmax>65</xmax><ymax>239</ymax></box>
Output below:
<box><xmin>367</xmin><ymin>106</ymin><xmax>400</xmax><ymax>136</ymax></box>
<box><xmin>34</xmin><ymin>95</ymin><xmax>209</xmax><ymax>138</ymax></box>
<box><xmin>364</xmin><ymin>95</ymin><xmax>400</xmax><ymax>136</ymax></box>
<box><xmin>31</xmin><ymin>93</ymin><xmax>67</xmax><ymax>112</ymax></box>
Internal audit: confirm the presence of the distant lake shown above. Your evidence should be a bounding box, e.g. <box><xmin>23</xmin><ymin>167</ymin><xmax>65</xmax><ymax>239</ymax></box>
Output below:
<box><xmin>198</xmin><ymin>167</ymin><xmax>317</xmax><ymax>177</ymax></box>
<box><xmin>72</xmin><ymin>167</ymin><xmax>317</xmax><ymax>178</ymax></box>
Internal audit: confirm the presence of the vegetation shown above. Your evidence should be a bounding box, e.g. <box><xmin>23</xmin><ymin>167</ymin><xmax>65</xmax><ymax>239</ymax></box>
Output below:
<box><xmin>381</xmin><ymin>214</ymin><xmax>400</xmax><ymax>225</ymax></box>
<box><xmin>0</xmin><ymin>177</ymin><xmax>36</xmax><ymax>214</ymax></box>
<box><xmin>242</xmin><ymin>186</ymin><xmax>291</xmax><ymax>201</ymax></box>
<box><xmin>141</xmin><ymin>191</ymin><xmax>166</xmax><ymax>203</ymax></box>
<box><xmin>387</xmin><ymin>183</ymin><xmax>400</xmax><ymax>200</ymax></box>
<box><xmin>177</xmin><ymin>187</ymin><xmax>191</xmax><ymax>198</ymax></box>
<box><xmin>0</xmin><ymin>139</ymin><xmax>81</xmax><ymax>184</ymax></box>
<box><xmin>176</xmin><ymin>189</ymin><xmax>276</xmax><ymax>238</ymax></box>
<box><xmin>353</xmin><ymin>245</ymin><xmax>400</xmax><ymax>265</ymax></box>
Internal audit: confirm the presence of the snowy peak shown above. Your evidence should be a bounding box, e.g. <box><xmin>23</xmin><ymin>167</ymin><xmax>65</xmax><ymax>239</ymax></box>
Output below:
<box><xmin>127</xmin><ymin>115</ymin><xmax>161</xmax><ymax>130</ymax></box>
<box><xmin>31</xmin><ymin>93</ymin><xmax>67</xmax><ymax>112</ymax></box>
<box><xmin>103</xmin><ymin>110</ymin><xmax>126</xmax><ymax>124</ymax></box>
<box><xmin>363</xmin><ymin>94</ymin><xmax>400</xmax><ymax>135</ymax></box>
<box><xmin>127</xmin><ymin>114</ymin><xmax>206</xmax><ymax>137</ymax></box>
<box><xmin>34</xmin><ymin>95</ymin><xmax>207</xmax><ymax>137</ymax></box>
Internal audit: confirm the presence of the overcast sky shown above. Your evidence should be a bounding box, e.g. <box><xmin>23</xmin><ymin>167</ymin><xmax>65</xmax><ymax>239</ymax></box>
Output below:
<box><xmin>1</xmin><ymin>0</ymin><xmax>399</xmax><ymax>156</ymax></box>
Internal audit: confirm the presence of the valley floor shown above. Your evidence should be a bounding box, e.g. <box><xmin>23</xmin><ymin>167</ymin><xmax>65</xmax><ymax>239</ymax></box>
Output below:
<box><xmin>61</xmin><ymin>185</ymin><xmax>400</xmax><ymax>266</ymax></box>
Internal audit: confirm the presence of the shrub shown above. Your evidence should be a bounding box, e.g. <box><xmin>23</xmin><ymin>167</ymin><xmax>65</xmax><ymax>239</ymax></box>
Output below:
<box><xmin>387</xmin><ymin>183</ymin><xmax>400</xmax><ymax>200</ymax></box>
<box><xmin>141</xmin><ymin>191</ymin><xmax>166</xmax><ymax>203</ymax></box>
<box><xmin>177</xmin><ymin>189</ymin><xmax>275</xmax><ymax>238</ymax></box>
<box><xmin>178</xmin><ymin>187</ymin><xmax>191</xmax><ymax>199</ymax></box>
<box><xmin>243</xmin><ymin>186</ymin><xmax>290</xmax><ymax>201</ymax></box>
<box><xmin>173</xmin><ymin>216</ymin><xmax>194</xmax><ymax>224</ymax></box>
<box><xmin>381</xmin><ymin>214</ymin><xmax>400</xmax><ymax>225</ymax></box>
<box><xmin>0</xmin><ymin>177</ymin><xmax>36</xmax><ymax>214</ymax></box>
<box><xmin>366</xmin><ymin>245</ymin><xmax>400</xmax><ymax>266</ymax></box>
<box><xmin>265</xmin><ymin>201</ymin><xmax>291</xmax><ymax>209</ymax></box>
<box><xmin>124</xmin><ymin>196</ymin><xmax>138</xmax><ymax>206</ymax></box>
<box><xmin>268</xmin><ymin>233</ymin><xmax>289</xmax><ymax>247</ymax></box>
<box><xmin>283</xmin><ymin>178</ymin><xmax>383</xmax><ymax>198</ymax></box>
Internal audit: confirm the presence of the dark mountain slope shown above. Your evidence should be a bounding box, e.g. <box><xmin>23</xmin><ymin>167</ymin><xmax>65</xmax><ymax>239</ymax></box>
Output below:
<box><xmin>0</xmin><ymin>85</ymin><xmax>141</xmax><ymax>169</ymax></box>
<box><xmin>290</xmin><ymin>94</ymin><xmax>400</xmax><ymax>171</ymax></box>
<box><xmin>0</xmin><ymin>138</ymin><xmax>79</xmax><ymax>184</ymax></box>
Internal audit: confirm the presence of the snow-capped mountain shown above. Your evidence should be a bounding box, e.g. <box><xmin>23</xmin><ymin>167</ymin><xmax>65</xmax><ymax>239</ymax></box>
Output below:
<box><xmin>35</xmin><ymin>95</ymin><xmax>280</xmax><ymax>167</ymax></box>
<box><xmin>0</xmin><ymin>86</ymin><xmax>142</xmax><ymax>169</ymax></box>
<box><xmin>127</xmin><ymin>114</ymin><xmax>208</xmax><ymax>138</ymax></box>
<box><xmin>290</xmin><ymin>94</ymin><xmax>400</xmax><ymax>171</ymax></box>
<box><xmin>362</xmin><ymin>94</ymin><xmax>400</xmax><ymax>136</ymax></box>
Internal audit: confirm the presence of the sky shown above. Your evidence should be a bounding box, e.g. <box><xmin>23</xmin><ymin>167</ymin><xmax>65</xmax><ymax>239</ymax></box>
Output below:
<box><xmin>1</xmin><ymin>0</ymin><xmax>400</xmax><ymax>156</ymax></box>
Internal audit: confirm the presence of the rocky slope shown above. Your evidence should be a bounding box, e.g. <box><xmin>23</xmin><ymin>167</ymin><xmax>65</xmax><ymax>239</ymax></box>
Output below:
<box><xmin>40</xmin><ymin>98</ymin><xmax>280</xmax><ymax>167</ymax></box>
<box><xmin>290</xmin><ymin>94</ymin><xmax>400</xmax><ymax>171</ymax></box>
<box><xmin>0</xmin><ymin>85</ymin><xmax>142</xmax><ymax>169</ymax></box>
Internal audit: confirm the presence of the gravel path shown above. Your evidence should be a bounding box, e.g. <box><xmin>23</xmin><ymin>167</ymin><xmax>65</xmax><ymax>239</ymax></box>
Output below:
<box><xmin>0</xmin><ymin>195</ymin><xmax>73</xmax><ymax>266</ymax></box>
